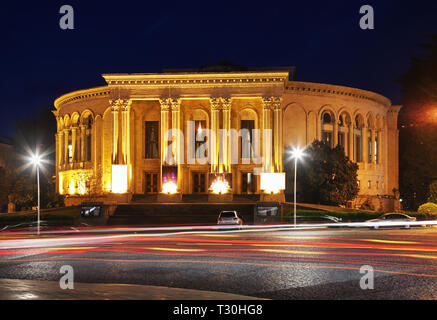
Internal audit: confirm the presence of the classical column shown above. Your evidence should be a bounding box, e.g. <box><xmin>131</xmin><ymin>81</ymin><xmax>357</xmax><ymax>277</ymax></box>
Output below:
<box><xmin>159</xmin><ymin>98</ymin><xmax>171</xmax><ymax>165</ymax></box>
<box><xmin>272</xmin><ymin>97</ymin><xmax>282</xmax><ymax>172</ymax></box>
<box><xmin>110</xmin><ymin>100</ymin><xmax>120</xmax><ymax>164</ymax></box>
<box><xmin>121</xmin><ymin>100</ymin><xmax>132</xmax><ymax>165</ymax></box>
<box><xmin>171</xmin><ymin>98</ymin><xmax>181</xmax><ymax>166</ymax></box>
<box><xmin>63</xmin><ymin>129</ymin><xmax>69</xmax><ymax>164</ymax></box>
<box><xmin>57</xmin><ymin>131</ymin><xmax>64</xmax><ymax>166</ymax></box>
<box><xmin>71</xmin><ymin>127</ymin><xmax>78</xmax><ymax>163</ymax></box>
<box><xmin>171</xmin><ymin>98</ymin><xmax>182</xmax><ymax>190</ymax></box>
<box><xmin>221</xmin><ymin>98</ymin><xmax>231</xmax><ymax>173</ymax></box>
<box><xmin>262</xmin><ymin>97</ymin><xmax>273</xmax><ymax>173</ymax></box>
<box><xmin>333</xmin><ymin>118</ymin><xmax>339</xmax><ymax>147</ymax></box>
<box><xmin>80</xmin><ymin>125</ymin><xmax>86</xmax><ymax>162</ymax></box>
<box><xmin>371</xmin><ymin>129</ymin><xmax>376</xmax><ymax>164</ymax></box>
<box><xmin>363</xmin><ymin>128</ymin><xmax>369</xmax><ymax>164</ymax></box>
<box><xmin>348</xmin><ymin>124</ymin><xmax>354</xmax><ymax>161</ymax></box>
<box><xmin>210</xmin><ymin>97</ymin><xmax>220</xmax><ymax>172</ymax></box>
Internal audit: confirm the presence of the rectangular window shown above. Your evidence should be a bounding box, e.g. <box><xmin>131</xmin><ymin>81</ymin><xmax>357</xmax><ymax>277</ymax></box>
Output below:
<box><xmin>242</xmin><ymin>172</ymin><xmax>256</xmax><ymax>194</ymax></box>
<box><xmin>194</xmin><ymin>120</ymin><xmax>207</xmax><ymax>159</ymax></box>
<box><xmin>241</xmin><ymin>120</ymin><xmax>255</xmax><ymax>159</ymax></box>
<box><xmin>144</xmin><ymin>172</ymin><xmax>159</xmax><ymax>193</ymax></box>
<box><xmin>68</xmin><ymin>142</ymin><xmax>73</xmax><ymax>163</ymax></box>
<box><xmin>193</xmin><ymin>172</ymin><xmax>207</xmax><ymax>193</ymax></box>
<box><xmin>368</xmin><ymin>180</ymin><xmax>371</xmax><ymax>189</ymax></box>
<box><xmin>322</xmin><ymin>131</ymin><xmax>333</xmax><ymax>148</ymax></box>
<box><xmin>145</xmin><ymin>121</ymin><xmax>159</xmax><ymax>159</ymax></box>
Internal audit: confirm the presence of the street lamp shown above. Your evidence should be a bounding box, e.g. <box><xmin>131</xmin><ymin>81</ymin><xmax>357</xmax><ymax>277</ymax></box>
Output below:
<box><xmin>29</xmin><ymin>154</ymin><xmax>42</xmax><ymax>236</ymax></box>
<box><xmin>290</xmin><ymin>147</ymin><xmax>305</xmax><ymax>227</ymax></box>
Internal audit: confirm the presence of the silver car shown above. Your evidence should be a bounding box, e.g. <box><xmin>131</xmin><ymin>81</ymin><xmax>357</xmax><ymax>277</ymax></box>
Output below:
<box><xmin>366</xmin><ymin>213</ymin><xmax>416</xmax><ymax>229</ymax></box>
<box><xmin>217</xmin><ymin>211</ymin><xmax>243</xmax><ymax>226</ymax></box>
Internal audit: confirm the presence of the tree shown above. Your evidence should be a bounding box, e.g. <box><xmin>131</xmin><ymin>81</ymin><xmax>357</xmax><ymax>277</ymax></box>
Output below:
<box><xmin>398</xmin><ymin>34</ymin><xmax>437</xmax><ymax>210</ymax></box>
<box><xmin>0</xmin><ymin>166</ymin><xmax>32</xmax><ymax>211</ymax></box>
<box><xmin>292</xmin><ymin>140</ymin><xmax>359</xmax><ymax>206</ymax></box>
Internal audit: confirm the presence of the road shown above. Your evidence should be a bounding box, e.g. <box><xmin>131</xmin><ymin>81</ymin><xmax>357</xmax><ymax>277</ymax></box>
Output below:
<box><xmin>1</xmin><ymin>226</ymin><xmax>437</xmax><ymax>299</ymax></box>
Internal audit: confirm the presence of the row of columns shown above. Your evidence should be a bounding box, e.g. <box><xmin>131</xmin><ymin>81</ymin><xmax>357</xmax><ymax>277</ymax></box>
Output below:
<box><xmin>57</xmin><ymin>125</ymin><xmax>91</xmax><ymax>166</ymax></box>
<box><xmin>209</xmin><ymin>97</ymin><xmax>231</xmax><ymax>173</ymax></box>
<box><xmin>158</xmin><ymin>96</ymin><xmax>283</xmax><ymax>173</ymax></box>
<box><xmin>320</xmin><ymin>119</ymin><xmax>382</xmax><ymax>165</ymax></box>
<box><xmin>110</xmin><ymin>99</ymin><xmax>131</xmax><ymax>165</ymax></box>
<box><xmin>157</xmin><ymin>96</ymin><xmax>284</xmax><ymax>193</ymax></box>
<box><xmin>262</xmin><ymin>96</ymin><xmax>283</xmax><ymax>173</ymax></box>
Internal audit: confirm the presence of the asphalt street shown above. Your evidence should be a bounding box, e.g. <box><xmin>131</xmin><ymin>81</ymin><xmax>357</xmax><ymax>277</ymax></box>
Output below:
<box><xmin>1</xmin><ymin>226</ymin><xmax>437</xmax><ymax>299</ymax></box>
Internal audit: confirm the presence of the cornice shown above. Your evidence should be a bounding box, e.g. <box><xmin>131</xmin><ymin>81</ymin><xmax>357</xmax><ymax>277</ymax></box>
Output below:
<box><xmin>285</xmin><ymin>81</ymin><xmax>391</xmax><ymax>108</ymax></box>
<box><xmin>54</xmin><ymin>86</ymin><xmax>110</xmax><ymax>110</ymax></box>
<box><xmin>102</xmin><ymin>71</ymin><xmax>289</xmax><ymax>87</ymax></box>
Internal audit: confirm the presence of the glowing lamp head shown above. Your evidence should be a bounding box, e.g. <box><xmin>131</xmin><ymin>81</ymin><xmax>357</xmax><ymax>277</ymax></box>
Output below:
<box><xmin>291</xmin><ymin>147</ymin><xmax>305</xmax><ymax>160</ymax></box>
<box><xmin>209</xmin><ymin>176</ymin><xmax>230</xmax><ymax>194</ymax></box>
<box><xmin>30</xmin><ymin>154</ymin><xmax>41</xmax><ymax>166</ymax></box>
<box><xmin>162</xmin><ymin>181</ymin><xmax>178</xmax><ymax>194</ymax></box>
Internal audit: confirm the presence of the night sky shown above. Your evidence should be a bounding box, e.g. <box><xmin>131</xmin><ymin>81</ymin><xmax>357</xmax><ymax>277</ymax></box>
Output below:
<box><xmin>0</xmin><ymin>0</ymin><xmax>436</xmax><ymax>137</ymax></box>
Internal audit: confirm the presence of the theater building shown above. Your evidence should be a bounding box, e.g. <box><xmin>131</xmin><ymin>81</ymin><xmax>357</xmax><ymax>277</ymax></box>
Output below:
<box><xmin>53</xmin><ymin>67</ymin><xmax>401</xmax><ymax>210</ymax></box>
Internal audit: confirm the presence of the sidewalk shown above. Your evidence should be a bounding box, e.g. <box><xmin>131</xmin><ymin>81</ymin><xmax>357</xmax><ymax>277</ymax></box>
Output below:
<box><xmin>0</xmin><ymin>279</ymin><xmax>265</xmax><ymax>300</ymax></box>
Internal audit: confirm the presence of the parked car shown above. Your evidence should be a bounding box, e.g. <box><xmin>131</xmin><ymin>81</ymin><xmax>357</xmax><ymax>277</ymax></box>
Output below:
<box><xmin>366</xmin><ymin>213</ymin><xmax>416</xmax><ymax>229</ymax></box>
<box><xmin>217</xmin><ymin>211</ymin><xmax>243</xmax><ymax>227</ymax></box>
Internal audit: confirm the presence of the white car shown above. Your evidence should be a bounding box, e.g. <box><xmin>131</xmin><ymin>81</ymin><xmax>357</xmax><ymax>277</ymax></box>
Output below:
<box><xmin>217</xmin><ymin>211</ymin><xmax>243</xmax><ymax>226</ymax></box>
<box><xmin>366</xmin><ymin>213</ymin><xmax>416</xmax><ymax>229</ymax></box>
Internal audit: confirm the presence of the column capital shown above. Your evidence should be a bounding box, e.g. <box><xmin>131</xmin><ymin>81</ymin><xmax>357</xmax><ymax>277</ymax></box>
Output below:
<box><xmin>210</xmin><ymin>97</ymin><xmax>221</xmax><ymax>110</ymax></box>
<box><xmin>159</xmin><ymin>98</ymin><xmax>171</xmax><ymax>111</ymax></box>
<box><xmin>220</xmin><ymin>97</ymin><xmax>231</xmax><ymax>110</ymax></box>
<box><xmin>170</xmin><ymin>97</ymin><xmax>181</xmax><ymax>111</ymax></box>
<box><xmin>272</xmin><ymin>96</ymin><xmax>282</xmax><ymax>110</ymax></box>
<box><xmin>262</xmin><ymin>96</ymin><xmax>272</xmax><ymax>109</ymax></box>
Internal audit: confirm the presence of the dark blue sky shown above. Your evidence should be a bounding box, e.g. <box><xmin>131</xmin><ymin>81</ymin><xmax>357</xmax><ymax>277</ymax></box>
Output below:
<box><xmin>0</xmin><ymin>0</ymin><xmax>436</xmax><ymax>136</ymax></box>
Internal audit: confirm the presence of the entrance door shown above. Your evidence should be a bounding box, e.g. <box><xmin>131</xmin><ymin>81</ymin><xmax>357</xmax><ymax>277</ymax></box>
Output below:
<box><xmin>192</xmin><ymin>172</ymin><xmax>207</xmax><ymax>193</ymax></box>
<box><xmin>241</xmin><ymin>172</ymin><xmax>256</xmax><ymax>194</ymax></box>
<box><xmin>144</xmin><ymin>172</ymin><xmax>159</xmax><ymax>193</ymax></box>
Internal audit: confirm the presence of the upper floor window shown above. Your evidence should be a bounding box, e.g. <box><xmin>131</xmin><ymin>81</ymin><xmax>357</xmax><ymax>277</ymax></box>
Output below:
<box><xmin>240</xmin><ymin>120</ymin><xmax>255</xmax><ymax>159</ymax></box>
<box><xmin>145</xmin><ymin>121</ymin><xmax>159</xmax><ymax>159</ymax></box>
<box><xmin>322</xmin><ymin>112</ymin><xmax>332</xmax><ymax>124</ymax></box>
<box><xmin>68</xmin><ymin>143</ymin><xmax>73</xmax><ymax>163</ymax></box>
<box><xmin>194</xmin><ymin>120</ymin><xmax>207</xmax><ymax>159</ymax></box>
<box><xmin>321</xmin><ymin>111</ymin><xmax>334</xmax><ymax>148</ymax></box>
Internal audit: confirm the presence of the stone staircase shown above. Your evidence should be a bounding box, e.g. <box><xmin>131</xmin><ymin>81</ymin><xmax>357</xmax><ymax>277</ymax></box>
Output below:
<box><xmin>107</xmin><ymin>203</ymin><xmax>256</xmax><ymax>226</ymax></box>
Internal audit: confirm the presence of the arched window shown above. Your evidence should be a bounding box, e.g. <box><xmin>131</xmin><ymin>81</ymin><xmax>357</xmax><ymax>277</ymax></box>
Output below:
<box><xmin>321</xmin><ymin>111</ymin><xmax>334</xmax><ymax>148</ymax></box>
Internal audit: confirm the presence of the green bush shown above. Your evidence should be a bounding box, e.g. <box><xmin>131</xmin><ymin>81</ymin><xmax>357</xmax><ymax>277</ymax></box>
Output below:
<box><xmin>418</xmin><ymin>202</ymin><xmax>437</xmax><ymax>217</ymax></box>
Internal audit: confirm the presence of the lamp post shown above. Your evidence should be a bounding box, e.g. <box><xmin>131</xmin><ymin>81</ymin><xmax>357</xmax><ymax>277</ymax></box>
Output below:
<box><xmin>30</xmin><ymin>154</ymin><xmax>41</xmax><ymax>236</ymax></box>
<box><xmin>290</xmin><ymin>147</ymin><xmax>305</xmax><ymax>228</ymax></box>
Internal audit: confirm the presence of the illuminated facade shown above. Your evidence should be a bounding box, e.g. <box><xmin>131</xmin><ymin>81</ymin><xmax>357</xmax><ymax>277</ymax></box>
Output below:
<box><xmin>53</xmin><ymin>68</ymin><xmax>401</xmax><ymax>210</ymax></box>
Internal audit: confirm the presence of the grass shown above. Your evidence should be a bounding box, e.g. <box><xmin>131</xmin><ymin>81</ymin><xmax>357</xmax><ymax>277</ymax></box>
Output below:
<box><xmin>0</xmin><ymin>207</ymin><xmax>79</xmax><ymax>228</ymax></box>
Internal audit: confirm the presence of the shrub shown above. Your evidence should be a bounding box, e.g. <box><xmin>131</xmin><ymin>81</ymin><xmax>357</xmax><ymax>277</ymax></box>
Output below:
<box><xmin>417</xmin><ymin>202</ymin><xmax>437</xmax><ymax>217</ymax></box>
